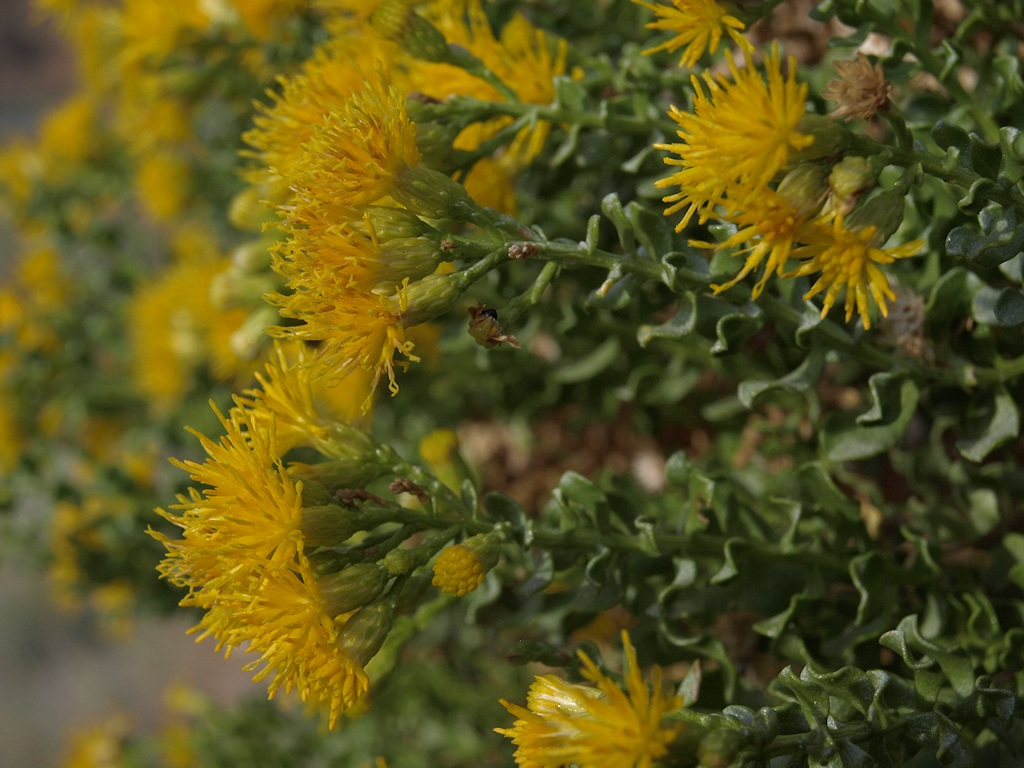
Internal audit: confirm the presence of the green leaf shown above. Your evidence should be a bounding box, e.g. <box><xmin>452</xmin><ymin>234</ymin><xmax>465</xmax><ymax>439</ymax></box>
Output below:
<box><xmin>998</xmin><ymin>127</ymin><xmax>1024</xmax><ymax>185</ymax></box>
<box><xmin>925</xmin><ymin>267</ymin><xmax>981</xmax><ymax>328</ymax></box>
<box><xmin>850</xmin><ymin>551</ymin><xmax>899</xmax><ymax>628</ymax></box>
<box><xmin>709</xmin><ymin>538</ymin><xmax>748</xmax><ymax>584</ymax></box>
<box><xmin>823</xmin><ymin>373</ymin><xmax>919</xmax><ymax>461</ymax></box>
<box><xmin>601</xmin><ymin>193</ymin><xmax>636</xmax><ymax>256</ymax></box>
<box><xmin>946</xmin><ymin>204</ymin><xmax>1024</xmax><ymax>268</ymax></box>
<box><xmin>637</xmin><ymin>293</ymin><xmax>696</xmax><ymax>347</ymax></box>
<box><xmin>956</xmin><ymin>386</ymin><xmax>1020</xmax><ymax>462</ymax></box>
<box><xmin>625</xmin><ymin>200</ymin><xmax>673</xmax><ymax>258</ymax></box>
<box><xmin>552</xmin><ymin>337</ymin><xmax>621</xmax><ymax>383</ymax></box>
<box><xmin>880</xmin><ymin>615</ymin><xmax>976</xmax><ymax>699</ymax></box>
<box><xmin>710</xmin><ymin>305</ymin><xmax>763</xmax><ymax>355</ymax></box>
<box><xmin>738</xmin><ymin>348</ymin><xmax>825</xmax><ymax>408</ymax></box>
<box><xmin>971</xmin><ymin>285</ymin><xmax>1024</xmax><ymax>326</ymax></box>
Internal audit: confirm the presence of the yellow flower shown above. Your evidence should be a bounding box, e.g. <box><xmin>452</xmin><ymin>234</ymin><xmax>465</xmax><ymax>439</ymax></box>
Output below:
<box><xmin>134</xmin><ymin>153</ymin><xmax>192</xmax><ymax>222</ymax></box>
<box><xmin>497</xmin><ymin>631</ymin><xmax>682</xmax><ymax>768</ymax></box>
<box><xmin>228</xmin><ymin>0</ymin><xmax>309</xmax><ymax>40</ymax></box>
<box><xmin>60</xmin><ymin>714</ymin><xmax>130</xmax><ymax>768</ymax></box>
<box><xmin>153</xmin><ymin>406</ymin><xmax>373</xmax><ymax>725</ymax></box>
<box><xmin>267</xmin><ymin>273</ymin><xmax>420</xmax><ymax>405</ymax></box>
<box><xmin>704</xmin><ymin>160</ymin><xmax>831</xmax><ymax>299</ymax></box>
<box><xmin>38</xmin><ymin>94</ymin><xmax>101</xmax><ymax>165</ymax></box>
<box><xmin>633</xmin><ymin>0</ymin><xmax>754</xmax><ymax>69</ymax></box>
<box><xmin>411</xmin><ymin>1</ymin><xmax>567</xmax><ymax>170</ymax></box>
<box><xmin>655</xmin><ymin>47</ymin><xmax>813</xmax><ymax>231</ymax></box>
<box><xmin>432</xmin><ymin>534</ymin><xmax>499</xmax><ymax>596</ymax></box>
<box><xmin>276</xmin><ymin>208</ymin><xmax>442</xmax><ymax>291</ymax></box>
<box><xmin>243</xmin><ymin>34</ymin><xmax>393</xmax><ymax>202</ymax></box>
<box><xmin>287</xmin><ymin>77</ymin><xmax>421</xmax><ymax>213</ymax></box>
<box><xmin>786</xmin><ymin>215</ymin><xmax>922</xmax><ymax>329</ymax></box>
<box><xmin>704</xmin><ymin>188</ymin><xmax>814</xmax><ymax>298</ymax></box>
<box><xmin>235</xmin><ymin>341</ymin><xmax>376</xmax><ymax>456</ymax></box>
<box><xmin>127</xmin><ymin>258</ymin><xmax>250</xmax><ymax>410</ymax></box>
<box><xmin>0</xmin><ymin>385</ymin><xmax>21</xmax><ymax>474</ymax></box>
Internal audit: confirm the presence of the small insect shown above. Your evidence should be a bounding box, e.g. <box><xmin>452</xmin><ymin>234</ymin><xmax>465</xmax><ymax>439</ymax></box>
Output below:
<box><xmin>467</xmin><ymin>304</ymin><xmax>520</xmax><ymax>349</ymax></box>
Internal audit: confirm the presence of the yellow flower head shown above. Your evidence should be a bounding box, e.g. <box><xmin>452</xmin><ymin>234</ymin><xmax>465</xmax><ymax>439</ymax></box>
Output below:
<box><xmin>655</xmin><ymin>47</ymin><xmax>813</xmax><ymax>231</ymax></box>
<box><xmin>497</xmin><ymin>631</ymin><xmax>683</xmax><ymax>768</ymax></box>
<box><xmin>153</xmin><ymin>405</ymin><xmax>371</xmax><ymax>725</ymax></box>
<box><xmin>243</xmin><ymin>36</ymin><xmax>392</xmax><ymax>201</ymax></box>
<box><xmin>708</xmin><ymin>167</ymin><xmax>827</xmax><ymax>296</ymax></box>
<box><xmin>228</xmin><ymin>0</ymin><xmax>309</xmax><ymax>40</ymax></box>
<box><xmin>134</xmin><ymin>152</ymin><xmax>192</xmax><ymax>222</ymax></box>
<box><xmin>267</xmin><ymin>272</ymin><xmax>420</xmax><ymax>406</ymax></box>
<box><xmin>787</xmin><ymin>215</ymin><xmax>923</xmax><ymax>329</ymax></box>
<box><xmin>235</xmin><ymin>341</ymin><xmax>376</xmax><ymax>457</ymax></box>
<box><xmin>634</xmin><ymin>0</ymin><xmax>754</xmax><ymax>69</ymax></box>
<box><xmin>127</xmin><ymin>258</ymin><xmax>249</xmax><ymax>410</ymax></box>
<box><xmin>432</xmin><ymin>534</ymin><xmax>499</xmax><ymax>596</ymax></box>
<box><xmin>287</xmin><ymin>77</ymin><xmax>420</xmax><ymax>214</ymax></box>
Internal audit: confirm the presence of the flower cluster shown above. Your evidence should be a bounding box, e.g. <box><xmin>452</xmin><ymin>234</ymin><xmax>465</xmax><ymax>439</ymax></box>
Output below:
<box><xmin>656</xmin><ymin>45</ymin><xmax>922</xmax><ymax>327</ymax></box>
<box><xmin>244</xmin><ymin>0</ymin><xmax>566</xmax><ymax>405</ymax></box>
<box><xmin>150</xmin><ymin>390</ymin><xmax>388</xmax><ymax>726</ymax></box>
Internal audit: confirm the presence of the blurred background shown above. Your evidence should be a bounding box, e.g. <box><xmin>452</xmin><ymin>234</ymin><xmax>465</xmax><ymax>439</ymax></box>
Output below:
<box><xmin>1</xmin><ymin>3</ymin><xmax>250</xmax><ymax>766</ymax></box>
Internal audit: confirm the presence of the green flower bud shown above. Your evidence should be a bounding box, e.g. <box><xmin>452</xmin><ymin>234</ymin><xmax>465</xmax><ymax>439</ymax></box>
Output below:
<box><xmin>792</xmin><ymin>115</ymin><xmax>847</xmax><ymax>161</ymax></box>
<box><xmin>383</xmin><ymin>548</ymin><xmax>416</xmax><ymax>576</ymax></box>
<box><xmin>827</xmin><ymin>156</ymin><xmax>877</xmax><ymax>216</ymax></box>
<box><xmin>337</xmin><ymin>600</ymin><xmax>395</xmax><ymax>667</ymax></box>
<box><xmin>300</xmin><ymin>504</ymin><xmax>361</xmax><ymax>548</ymax></box>
<box><xmin>230</xmin><ymin>239</ymin><xmax>273</xmax><ymax>272</ymax></box>
<box><xmin>371</xmin><ymin>1</ymin><xmax>450</xmax><ymax>62</ymax></box>
<box><xmin>383</xmin><ymin>273</ymin><xmax>463</xmax><ymax>327</ymax></box>
<box><xmin>318</xmin><ymin>563</ymin><xmax>390</xmax><ymax>617</ymax></box>
<box><xmin>228</xmin><ymin>185</ymin><xmax>272</xmax><ymax>232</ymax></box>
<box><xmin>845</xmin><ymin>188</ymin><xmax>908</xmax><ymax>245</ymax></box>
<box><xmin>228</xmin><ymin>305</ymin><xmax>277</xmax><ymax>361</ymax></box>
<box><xmin>393</xmin><ymin>163</ymin><xmax>477</xmax><ymax>220</ymax></box>
<box><xmin>776</xmin><ymin>163</ymin><xmax>828</xmax><ymax>220</ymax></box>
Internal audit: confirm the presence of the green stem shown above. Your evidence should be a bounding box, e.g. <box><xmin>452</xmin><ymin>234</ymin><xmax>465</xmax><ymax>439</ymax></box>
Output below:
<box><xmin>502</xmin><ymin>261</ymin><xmax>561</xmax><ymax>325</ymax></box>
<box><xmin>848</xmin><ymin>134</ymin><xmax>1024</xmax><ymax>213</ymax></box>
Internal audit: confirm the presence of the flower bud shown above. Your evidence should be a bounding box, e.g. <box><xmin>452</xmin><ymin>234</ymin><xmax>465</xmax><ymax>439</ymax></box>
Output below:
<box><xmin>318</xmin><ymin>563</ymin><xmax>390</xmax><ymax>617</ymax></box>
<box><xmin>383</xmin><ymin>547</ymin><xmax>416</xmax><ymax>576</ymax></box>
<box><xmin>418</xmin><ymin>428</ymin><xmax>476</xmax><ymax>492</ymax></box>
<box><xmin>431</xmin><ymin>533</ymin><xmax>501</xmax><ymax>596</ymax></box>
<box><xmin>300</xmin><ymin>504</ymin><xmax>361</xmax><ymax>548</ymax></box>
<box><xmin>229</xmin><ymin>305</ymin><xmax>278</xmax><ymax>361</ymax></box>
<box><xmin>390</xmin><ymin>163</ymin><xmax>479</xmax><ymax>220</ymax></box>
<box><xmin>371</xmin><ymin>1</ymin><xmax>450</xmax><ymax>62</ymax></box>
<box><xmin>792</xmin><ymin>115</ymin><xmax>846</xmax><ymax>161</ymax></box>
<box><xmin>209</xmin><ymin>269</ymin><xmax>278</xmax><ymax>311</ymax></box>
<box><xmin>845</xmin><ymin>188</ymin><xmax>908</xmax><ymax>245</ymax></box>
<box><xmin>827</xmin><ymin>156</ymin><xmax>877</xmax><ymax>216</ymax></box>
<box><xmin>337</xmin><ymin>600</ymin><xmax>395</xmax><ymax>667</ymax></box>
<box><xmin>775</xmin><ymin>163</ymin><xmax>827</xmax><ymax>220</ymax></box>
<box><xmin>231</xmin><ymin>239</ymin><xmax>273</xmax><ymax>272</ymax></box>
<box><xmin>384</xmin><ymin>273</ymin><xmax>463</xmax><ymax>327</ymax></box>
<box><xmin>228</xmin><ymin>185</ymin><xmax>273</xmax><ymax>232</ymax></box>
<box><xmin>361</xmin><ymin>206</ymin><xmax>433</xmax><ymax>241</ymax></box>
<box><xmin>289</xmin><ymin>452</ymin><xmax>390</xmax><ymax>492</ymax></box>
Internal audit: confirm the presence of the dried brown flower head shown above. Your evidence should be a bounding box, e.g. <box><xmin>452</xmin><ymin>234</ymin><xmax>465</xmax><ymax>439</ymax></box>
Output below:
<box><xmin>823</xmin><ymin>54</ymin><xmax>891</xmax><ymax>120</ymax></box>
